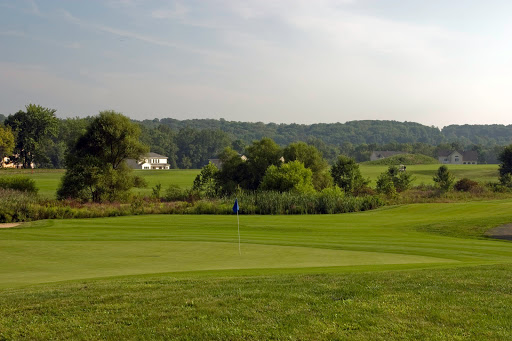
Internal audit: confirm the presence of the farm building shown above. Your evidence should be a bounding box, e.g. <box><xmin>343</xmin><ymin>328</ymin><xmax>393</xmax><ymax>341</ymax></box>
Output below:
<box><xmin>126</xmin><ymin>152</ymin><xmax>171</xmax><ymax>170</ymax></box>
<box><xmin>437</xmin><ymin>150</ymin><xmax>478</xmax><ymax>164</ymax></box>
<box><xmin>370</xmin><ymin>151</ymin><xmax>404</xmax><ymax>161</ymax></box>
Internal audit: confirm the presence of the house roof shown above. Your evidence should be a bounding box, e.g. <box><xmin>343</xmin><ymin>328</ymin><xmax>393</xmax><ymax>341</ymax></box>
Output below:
<box><xmin>437</xmin><ymin>150</ymin><xmax>453</xmax><ymax>157</ymax></box>
<box><xmin>372</xmin><ymin>151</ymin><xmax>404</xmax><ymax>157</ymax></box>
<box><xmin>437</xmin><ymin>150</ymin><xmax>478</xmax><ymax>161</ymax></box>
<box><xmin>462</xmin><ymin>151</ymin><xmax>478</xmax><ymax>161</ymax></box>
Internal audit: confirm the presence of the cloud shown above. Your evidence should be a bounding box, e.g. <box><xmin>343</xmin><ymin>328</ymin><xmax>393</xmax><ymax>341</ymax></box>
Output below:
<box><xmin>151</xmin><ymin>3</ymin><xmax>188</xmax><ymax>19</ymax></box>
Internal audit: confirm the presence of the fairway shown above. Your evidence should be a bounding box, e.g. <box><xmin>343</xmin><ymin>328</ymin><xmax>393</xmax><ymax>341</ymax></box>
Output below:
<box><xmin>3</xmin><ymin>201</ymin><xmax>512</xmax><ymax>339</ymax></box>
<box><xmin>3</xmin><ymin>200</ymin><xmax>512</xmax><ymax>288</ymax></box>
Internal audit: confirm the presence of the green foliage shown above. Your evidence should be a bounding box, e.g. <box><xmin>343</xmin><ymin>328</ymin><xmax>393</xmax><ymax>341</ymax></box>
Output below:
<box><xmin>0</xmin><ymin>189</ymin><xmax>37</xmax><ymax>222</ymax></box>
<box><xmin>261</xmin><ymin>161</ymin><xmax>315</xmax><ymax>193</ymax></box>
<box><xmin>164</xmin><ymin>184</ymin><xmax>189</xmax><ymax>201</ymax></box>
<box><xmin>376</xmin><ymin>173</ymin><xmax>397</xmax><ymax>197</ymax></box>
<box><xmin>215</xmin><ymin>147</ymin><xmax>250</xmax><ymax>194</ymax></box>
<box><xmin>57</xmin><ymin>111</ymin><xmax>149</xmax><ymax>202</ymax></box>
<box><xmin>362</xmin><ymin>153</ymin><xmax>439</xmax><ymax>165</ymax></box>
<box><xmin>433</xmin><ymin>165</ymin><xmax>455</xmax><ymax>191</ymax></box>
<box><xmin>232</xmin><ymin>190</ymin><xmax>382</xmax><ymax>215</ymax></box>
<box><xmin>330</xmin><ymin>155</ymin><xmax>369</xmax><ymax>195</ymax></box>
<box><xmin>192</xmin><ymin>162</ymin><xmax>219</xmax><ymax>197</ymax></box>
<box><xmin>283</xmin><ymin>142</ymin><xmax>332</xmax><ymax>190</ymax></box>
<box><xmin>4</xmin><ymin>104</ymin><xmax>58</xmax><ymax>168</ymax></box>
<box><xmin>0</xmin><ymin>125</ymin><xmax>15</xmax><ymax>161</ymax></box>
<box><xmin>498</xmin><ymin>145</ymin><xmax>512</xmax><ymax>185</ymax></box>
<box><xmin>384</xmin><ymin>166</ymin><xmax>414</xmax><ymax>192</ymax></box>
<box><xmin>246</xmin><ymin>138</ymin><xmax>283</xmax><ymax>189</ymax></box>
<box><xmin>0</xmin><ymin>176</ymin><xmax>38</xmax><ymax>193</ymax></box>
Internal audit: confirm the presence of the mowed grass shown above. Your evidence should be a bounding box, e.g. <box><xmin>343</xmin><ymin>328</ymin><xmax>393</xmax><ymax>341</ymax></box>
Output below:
<box><xmin>2</xmin><ymin>201</ymin><xmax>512</xmax><ymax>339</ymax></box>
<box><xmin>0</xmin><ymin>169</ymin><xmax>200</xmax><ymax>198</ymax></box>
<box><xmin>3</xmin><ymin>200</ymin><xmax>512</xmax><ymax>288</ymax></box>
<box><xmin>360</xmin><ymin>163</ymin><xmax>499</xmax><ymax>186</ymax></box>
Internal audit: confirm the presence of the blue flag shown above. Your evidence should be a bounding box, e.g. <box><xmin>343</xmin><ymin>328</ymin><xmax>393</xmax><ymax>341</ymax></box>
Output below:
<box><xmin>233</xmin><ymin>199</ymin><xmax>239</xmax><ymax>213</ymax></box>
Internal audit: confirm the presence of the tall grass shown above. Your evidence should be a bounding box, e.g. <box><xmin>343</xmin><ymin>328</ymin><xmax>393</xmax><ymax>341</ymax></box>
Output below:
<box><xmin>225</xmin><ymin>189</ymin><xmax>383</xmax><ymax>215</ymax></box>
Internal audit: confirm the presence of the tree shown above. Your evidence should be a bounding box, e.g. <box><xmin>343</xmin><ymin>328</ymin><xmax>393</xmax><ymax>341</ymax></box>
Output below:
<box><xmin>4</xmin><ymin>104</ymin><xmax>58</xmax><ymax>168</ymax></box>
<box><xmin>261</xmin><ymin>161</ymin><xmax>314</xmax><ymax>193</ymax></box>
<box><xmin>215</xmin><ymin>147</ymin><xmax>250</xmax><ymax>194</ymax></box>
<box><xmin>498</xmin><ymin>145</ymin><xmax>512</xmax><ymax>185</ymax></box>
<box><xmin>433</xmin><ymin>165</ymin><xmax>455</xmax><ymax>191</ymax></box>
<box><xmin>57</xmin><ymin>111</ymin><xmax>148</xmax><ymax>202</ymax></box>
<box><xmin>385</xmin><ymin>166</ymin><xmax>413</xmax><ymax>192</ymax></box>
<box><xmin>330</xmin><ymin>155</ymin><xmax>369</xmax><ymax>195</ymax></box>
<box><xmin>0</xmin><ymin>125</ymin><xmax>15</xmax><ymax>166</ymax></box>
<box><xmin>245</xmin><ymin>138</ymin><xmax>282</xmax><ymax>190</ymax></box>
<box><xmin>376</xmin><ymin>172</ymin><xmax>397</xmax><ymax>197</ymax></box>
<box><xmin>192</xmin><ymin>162</ymin><xmax>219</xmax><ymax>197</ymax></box>
<box><xmin>283</xmin><ymin>142</ymin><xmax>332</xmax><ymax>190</ymax></box>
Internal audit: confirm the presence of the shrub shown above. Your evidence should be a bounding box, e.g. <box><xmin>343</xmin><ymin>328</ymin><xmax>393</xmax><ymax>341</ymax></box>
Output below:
<box><xmin>0</xmin><ymin>176</ymin><xmax>38</xmax><ymax>193</ymax></box>
<box><xmin>164</xmin><ymin>185</ymin><xmax>188</xmax><ymax>201</ymax></box>
<box><xmin>433</xmin><ymin>165</ymin><xmax>455</xmax><ymax>191</ymax></box>
<box><xmin>454</xmin><ymin>178</ymin><xmax>479</xmax><ymax>192</ymax></box>
<box><xmin>376</xmin><ymin>173</ymin><xmax>397</xmax><ymax>197</ymax></box>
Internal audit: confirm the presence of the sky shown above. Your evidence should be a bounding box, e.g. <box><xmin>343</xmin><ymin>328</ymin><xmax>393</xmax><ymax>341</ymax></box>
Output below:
<box><xmin>1</xmin><ymin>0</ymin><xmax>512</xmax><ymax>127</ymax></box>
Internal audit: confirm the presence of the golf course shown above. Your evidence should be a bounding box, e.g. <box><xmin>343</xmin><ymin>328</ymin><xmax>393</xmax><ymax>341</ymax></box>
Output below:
<box><xmin>0</xmin><ymin>164</ymin><xmax>500</xmax><ymax>198</ymax></box>
<box><xmin>2</xmin><ymin>199</ymin><xmax>512</xmax><ymax>339</ymax></box>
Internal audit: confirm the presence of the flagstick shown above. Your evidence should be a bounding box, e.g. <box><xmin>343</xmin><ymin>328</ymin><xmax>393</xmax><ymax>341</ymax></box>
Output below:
<box><xmin>237</xmin><ymin>209</ymin><xmax>241</xmax><ymax>255</ymax></box>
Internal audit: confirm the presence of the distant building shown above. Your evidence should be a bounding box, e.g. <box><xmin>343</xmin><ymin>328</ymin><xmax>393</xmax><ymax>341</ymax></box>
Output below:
<box><xmin>437</xmin><ymin>150</ymin><xmax>478</xmax><ymax>164</ymax></box>
<box><xmin>126</xmin><ymin>152</ymin><xmax>170</xmax><ymax>170</ymax></box>
<box><xmin>370</xmin><ymin>151</ymin><xmax>404</xmax><ymax>161</ymax></box>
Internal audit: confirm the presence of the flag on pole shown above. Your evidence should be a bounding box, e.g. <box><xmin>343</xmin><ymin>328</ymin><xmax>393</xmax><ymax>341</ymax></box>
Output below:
<box><xmin>233</xmin><ymin>198</ymin><xmax>241</xmax><ymax>255</ymax></box>
<box><xmin>233</xmin><ymin>199</ymin><xmax>239</xmax><ymax>213</ymax></box>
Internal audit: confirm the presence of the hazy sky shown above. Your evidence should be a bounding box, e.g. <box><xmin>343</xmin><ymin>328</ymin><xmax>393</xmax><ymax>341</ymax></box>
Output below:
<box><xmin>1</xmin><ymin>0</ymin><xmax>511</xmax><ymax>127</ymax></box>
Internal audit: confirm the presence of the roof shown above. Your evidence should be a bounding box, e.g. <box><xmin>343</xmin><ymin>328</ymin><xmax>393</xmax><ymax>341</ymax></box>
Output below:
<box><xmin>372</xmin><ymin>151</ymin><xmax>404</xmax><ymax>157</ymax></box>
<box><xmin>437</xmin><ymin>150</ymin><xmax>453</xmax><ymax>157</ymax></box>
<box><xmin>437</xmin><ymin>150</ymin><xmax>478</xmax><ymax>161</ymax></box>
<box><xmin>145</xmin><ymin>152</ymin><xmax>168</xmax><ymax>158</ymax></box>
<box><xmin>462</xmin><ymin>151</ymin><xmax>478</xmax><ymax>161</ymax></box>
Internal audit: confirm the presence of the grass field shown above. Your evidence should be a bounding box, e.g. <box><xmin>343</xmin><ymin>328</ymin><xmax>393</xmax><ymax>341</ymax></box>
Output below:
<box><xmin>359</xmin><ymin>164</ymin><xmax>500</xmax><ymax>186</ymax></box>
<box><xmin>0</xmin><ymin>169</ymin><xmax>200</xmax><ymax>198</ymax></box>
<box><xmin>0</xmin><ymin>164</ymin><xmax>500</xmax><ymax>198</ymax></box>
<box><xmin>2</xmin><ymin>200</ymin><xmax>512</xmax><ymax>339</ymax></box>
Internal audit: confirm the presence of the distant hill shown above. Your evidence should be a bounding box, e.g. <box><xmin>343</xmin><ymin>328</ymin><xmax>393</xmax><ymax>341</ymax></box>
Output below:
<box><xmin>141</xmin><ymin>118</ymin><xmax>512</xmax><ymax>147</ymax></box>
<box><xmin>143</xmin><ymin>119</ymin><xmax>445</xmax><ymax>146</ymax></box>
<box><xmin>361</xmin><ymin>154</ymin><xmax>440</xmax><ymax>165</ymax></box>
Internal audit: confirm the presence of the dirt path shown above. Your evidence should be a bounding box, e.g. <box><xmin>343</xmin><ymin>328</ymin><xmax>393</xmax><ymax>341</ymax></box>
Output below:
<box><xmin>485</xmin><ymin>224</ymin><xmax>512</xmax><ymax>241</ymax></box>
<box><xmin>0</xmin><ymin>223</ymin><xmax>20</xmax><ymax>229</ymax></box>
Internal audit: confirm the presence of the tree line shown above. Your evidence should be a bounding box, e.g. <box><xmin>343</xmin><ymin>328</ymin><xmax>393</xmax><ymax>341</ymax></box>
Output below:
<box><xmin>1</xmin><ymin>105</ymin><xmax>512</xmax><ymax>170</ymax></box>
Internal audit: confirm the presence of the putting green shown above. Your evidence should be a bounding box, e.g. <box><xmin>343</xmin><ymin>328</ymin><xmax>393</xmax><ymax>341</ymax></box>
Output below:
<box><xmin>0</xmin><ymin>240</ymin><xmax>453</xmax><ymax>287</ymax></box>
<box><xmin>2</xmin><ymin>200</ymin><xmax>512</xmax><ymax>288</ymax></box>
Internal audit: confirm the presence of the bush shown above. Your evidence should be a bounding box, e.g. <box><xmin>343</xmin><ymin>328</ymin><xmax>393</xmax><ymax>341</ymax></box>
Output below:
<box><xmin>376</xmin><ymin>173</ymin><xmax>397</xmax><ymax>197</ymax></box>
<box><xmin>0</xmin><ymin>176</ymin><xmax>38</xmax><ymax>193</ymax></box>
<box><xmin>164</xmin><ymin>185</ymin><xmax>188</xmax><ymax>201</ymax></box>
<box><xmin>454</xmin><ymin>178</ymin><xmax>479</xmax><ymax>192</ymax></box>
<box><xmin>433</xmin><ymin>165</ymin><xmax>455</xmax><ymax>191</ymax></box>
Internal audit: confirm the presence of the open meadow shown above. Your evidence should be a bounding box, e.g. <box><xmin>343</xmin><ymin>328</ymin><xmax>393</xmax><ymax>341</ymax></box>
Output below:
<box><xmin>0</xmin><ymin>164</ymin><xmax>500</xmax><ymax>198</ymax></box>
<box><xmin>2</xmin><ymin>200</ymin><xmax>512</xmax><ymax>339</ymax></box>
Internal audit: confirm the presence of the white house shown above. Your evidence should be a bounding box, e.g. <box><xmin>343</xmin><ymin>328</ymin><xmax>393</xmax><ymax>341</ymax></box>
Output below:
<box><xmin>370</xmin><ymin>151</ymin><xmax>404</xmax><ymax>161</ymax></box>
<box><xmin>437</xmin><ymin>150</ymin><xmax>478</xmax><ymax>164</ymax></box>
<box><xmin>126</xmin><ymin>152</ymin><xmax>170</xmax><ymax>170</ymax></box>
